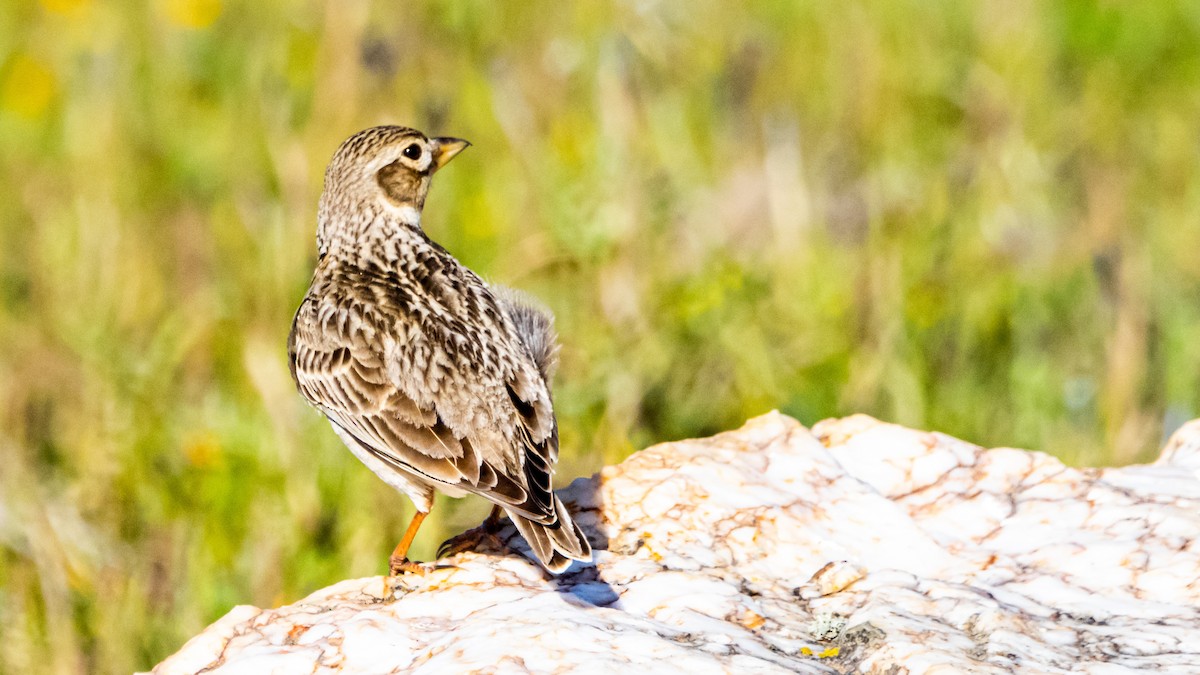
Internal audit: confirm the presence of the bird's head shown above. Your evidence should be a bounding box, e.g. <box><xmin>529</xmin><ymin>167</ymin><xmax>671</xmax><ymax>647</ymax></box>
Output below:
<box><xmin>317</xmin><ymin>125</ymin><xmax>470</xmax><ymax>251</ymax></box>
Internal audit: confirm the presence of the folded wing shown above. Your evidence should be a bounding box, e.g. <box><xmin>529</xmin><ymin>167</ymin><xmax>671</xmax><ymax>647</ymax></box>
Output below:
<box><xmin>288</xmin><ymin>279</ymin><xmax>562</xmax><ymax>526</ymax></box>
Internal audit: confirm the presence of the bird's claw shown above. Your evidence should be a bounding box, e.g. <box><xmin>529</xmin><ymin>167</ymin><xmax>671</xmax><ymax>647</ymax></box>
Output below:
<box><xmin>388</xmin><ymin>555</ymin><xmax>426</xmax><ymax>577</ymax></box>
<box><xmin>437</xmin><ymin>528</ymin><xmax>505</xmax><ymax>560</ymax></box>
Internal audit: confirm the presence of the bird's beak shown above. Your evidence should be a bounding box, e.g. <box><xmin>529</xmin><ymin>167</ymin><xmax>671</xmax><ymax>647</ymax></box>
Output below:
<box><xmin>431</xmin><ymin>137</ymin><xmax>471</xmax><ymax>172</ymax></box>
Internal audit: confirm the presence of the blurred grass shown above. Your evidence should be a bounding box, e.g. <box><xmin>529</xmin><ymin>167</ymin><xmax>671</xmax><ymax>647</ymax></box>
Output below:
<box><xmin>1</xmin><ymin>0</ymin><xmax>1199</xmax><ymax>671</ymax></box>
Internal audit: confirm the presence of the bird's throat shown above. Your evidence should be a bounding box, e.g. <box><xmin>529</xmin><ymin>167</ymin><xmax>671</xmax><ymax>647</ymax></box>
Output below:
<box><xmin>384</xmin><ymin>203</ymin><xmax>422</xmax><ymax>227</ymax></box>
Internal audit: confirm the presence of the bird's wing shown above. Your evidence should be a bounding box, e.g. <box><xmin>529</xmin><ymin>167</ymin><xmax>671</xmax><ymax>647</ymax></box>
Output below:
<box><xmin>289</xmin><ymin>269</ymin><xmax>560</xmax><ymax>523</ymax></box>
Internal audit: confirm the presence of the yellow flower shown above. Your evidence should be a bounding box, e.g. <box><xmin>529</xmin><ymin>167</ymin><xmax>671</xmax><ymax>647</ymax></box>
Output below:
<box><xmin>2</xmin><ymin>54</ymin><xmax>57</xmax><ymax>119</ymax></box>
<box><xmin>40</xmin><ymin>0</ymin><xmax>92</xmax><ymax>16</ymax></box>
<box><xmin>184</xmin><ymin>431</ymin><xmax>223</xmax><ymax>469</ymax></box>
<box><xmin>163</xmin><ymin>0</ymin><xmax>222</xmax><ymax>29</ymax></box>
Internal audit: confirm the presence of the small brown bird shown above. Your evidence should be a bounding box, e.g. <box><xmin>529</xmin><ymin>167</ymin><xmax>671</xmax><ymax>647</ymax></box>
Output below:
<box><xmin>288</xmin><ymin>126</ymin><xmax>591</xmax><ymax>574</ymax></box>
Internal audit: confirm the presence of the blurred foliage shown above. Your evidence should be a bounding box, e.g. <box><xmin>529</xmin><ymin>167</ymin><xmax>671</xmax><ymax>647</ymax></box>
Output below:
<box><xmin>1</xmin><ymin>0</ymin><xmax>1199</xmax><ymax>671</ymax></box>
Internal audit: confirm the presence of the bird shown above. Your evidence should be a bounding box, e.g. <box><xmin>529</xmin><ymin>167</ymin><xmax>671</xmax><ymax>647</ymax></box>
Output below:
<box><xmin>288</xmin><ymin>125</ymin><xmax>592</xmax><ymax>575</ymax></box>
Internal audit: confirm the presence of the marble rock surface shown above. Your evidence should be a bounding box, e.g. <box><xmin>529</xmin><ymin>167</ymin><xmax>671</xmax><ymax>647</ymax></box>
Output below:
<box><xmin>149</xmin><ymin>412</ymin><xmax>1200</xmax><ymax>674</ymax></box>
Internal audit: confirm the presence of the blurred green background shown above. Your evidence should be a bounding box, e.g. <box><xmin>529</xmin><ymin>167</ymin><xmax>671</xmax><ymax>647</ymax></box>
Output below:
<box><xmin>2</xmin><ymin>0</ymin><xmax>1199</xmax><ymax>671</ymax></box>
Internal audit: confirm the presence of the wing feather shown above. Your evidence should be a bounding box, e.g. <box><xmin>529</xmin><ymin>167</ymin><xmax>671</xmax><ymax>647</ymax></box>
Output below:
<box><xmin>289</xmin><ymin>269</ymin><xmax>561</xmax><ymax>525</ymax></box>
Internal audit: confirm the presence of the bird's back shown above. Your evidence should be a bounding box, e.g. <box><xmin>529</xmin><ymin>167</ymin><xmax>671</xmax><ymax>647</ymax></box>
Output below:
<box><xmin>290</xmin><ymin>230</ymin><xmax>558</xmax><ymax>503</ymax></box>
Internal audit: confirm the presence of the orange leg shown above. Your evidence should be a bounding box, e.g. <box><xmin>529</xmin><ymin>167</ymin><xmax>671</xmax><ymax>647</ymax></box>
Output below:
<box><xmin>389</xmin><ymin>510</ymin><xmax>428</xmax><ymax>576</ymax></box>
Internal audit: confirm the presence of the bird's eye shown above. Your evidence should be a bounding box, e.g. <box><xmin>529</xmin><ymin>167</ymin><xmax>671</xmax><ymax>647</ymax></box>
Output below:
<box><xmin>402</xmin><ymin>144</ymin><xmax>422</xmax><ymax>160</ymax></box>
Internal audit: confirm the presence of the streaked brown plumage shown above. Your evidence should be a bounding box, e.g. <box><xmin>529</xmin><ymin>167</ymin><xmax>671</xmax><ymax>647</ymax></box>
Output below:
<box><xmin>288</xmin><ymin>125</ymin><xmax>591</xmax><ymax>574</ymax></box>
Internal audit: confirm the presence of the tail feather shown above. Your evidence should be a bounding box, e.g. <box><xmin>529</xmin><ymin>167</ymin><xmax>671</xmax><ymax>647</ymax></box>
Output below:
<box><xmin>508</xmin><ymin>495</ymin><xmax>592</xmax><ymax>574</ymax></box>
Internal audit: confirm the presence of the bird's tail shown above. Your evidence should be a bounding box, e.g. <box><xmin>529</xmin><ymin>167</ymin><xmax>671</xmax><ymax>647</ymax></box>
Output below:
<box><xmin>508</xmin><ymin>494</ymin><xmax>592</xmax><ymax>574</ymax></box>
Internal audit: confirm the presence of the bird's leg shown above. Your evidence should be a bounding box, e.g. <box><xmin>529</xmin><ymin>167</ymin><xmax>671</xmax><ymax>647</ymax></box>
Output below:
<box><xmin>436</xmin><ymin>505</ymin><xmax>507</xmax><ymax>559</ymax></box>
<box><xmin>481</xmin><ymin>504</ymin><xmax>504</xmax><ymax>532</ymax></box>
<box><xmin>388</xmin><ymin>510</ymin><xmax>428</xmax><ymax>576</ymax></box>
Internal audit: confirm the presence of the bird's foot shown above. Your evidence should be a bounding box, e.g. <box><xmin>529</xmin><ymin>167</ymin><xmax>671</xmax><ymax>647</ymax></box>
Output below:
<box><xmin>437</xmin><ymin>526</ymin><xmax>506</xmax><ymax>560</ymax></box>
<box><xmin>388</xmin><ymin>555</ymin><xmax>427</xmax><ymax>577</ymax></box>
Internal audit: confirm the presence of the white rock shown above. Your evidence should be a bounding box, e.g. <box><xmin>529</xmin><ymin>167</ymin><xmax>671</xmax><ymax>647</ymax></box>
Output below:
<box><xmin>148</xmin><ymin>412</ymin><xmax>1200</xmax><ymax>674</ymax></box>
